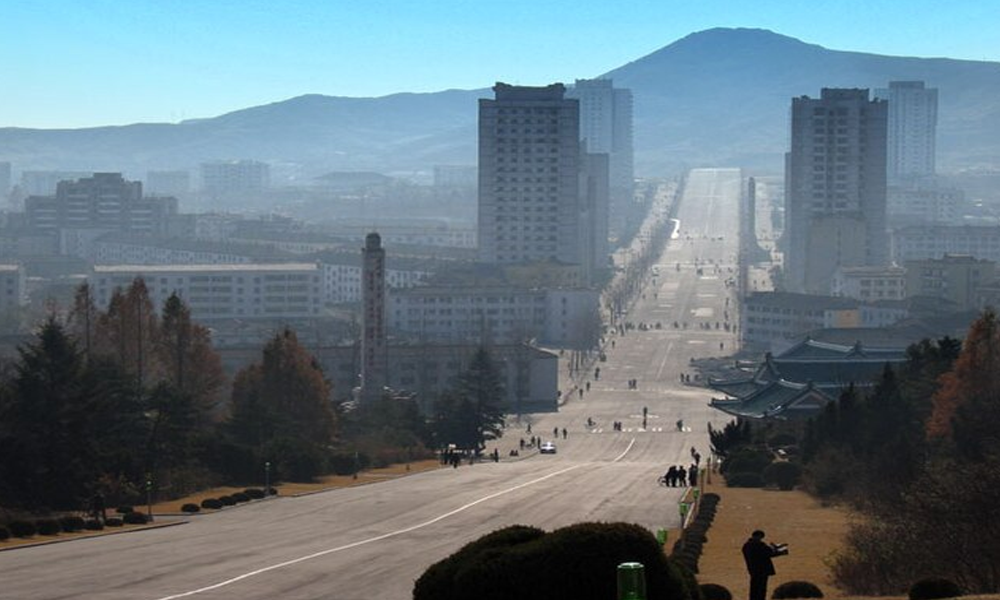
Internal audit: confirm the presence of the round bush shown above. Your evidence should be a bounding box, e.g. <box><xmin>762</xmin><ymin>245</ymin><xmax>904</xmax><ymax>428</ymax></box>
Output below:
<box><xmin>701</xmin><ymin>583</ymin><xmax>733</xmax><ymax>600</ymax></box>
<box><xmin>8</xmin><ymin>520</ymin><xmax>36</xmax><ymax>538</ymax></box>
<box><xmin>726</xmin><ymin>471</ymin><xmax>765</xmax><ymax>488</ymax></box>
<box><xmin>84</xmin><ymin>519</ymin><xmax>104</xmax><ymax>531</ymax></box>
<box><xmin>219</xmin><ymin>495</ymin><xmax>236</xmax><ymax>506</ymax></box>
<box><xmin>244</xmin><ymin>488</ymin><xmax>265</xmax><ymax>500</ymax></box>
<box><xmin>231</xmin><ymin>492</ymin><xmax>250</xmax><ymax>503</ymax></box>
<box><xmin>36</xmin><ymin>519</ymin><xmax>61</xmax><ymax>535</ymax></box>
<box><xmin>116</xmin><ymin>505</ymin><xmax>134</xmax><ymax>515</ymax></box>
<box><xmin>722</xmin><ymin>448</ymin><xmax>772</xmax><ymax>475</ymax></box>
<box><xmin>0</xmin><ymin>526</ymin><xmax>10</xmax><ymax>541</ymax></box>
<box><xmin>763</xmin><ymin>461</ymin><xmax>803</xmax><ymax>491</ymax></box>
<box><xmin>201</xmin><ymin>498</ymin><xmax>223</xmax><ymax>510</ymax></box>
<box><xmin>772</xmin><ymin>580</ymin><xmax>824</xmax><ymax>599</ymax></box>
<box><xmin>181</xmin><ymin>503</ymin><xmax>201</xmax><ymax>513</ymax></box>
<box><xmin>59</xmin><ymin>515</ymin><xmax>86</xmax><ymax>532</ymax></box>
<box><xmin>105</xmin><ymin>517</ymin><xmax>124</xmax><ymax>527</ymax></box>
<box><xmin>909</xmin><ymin>578</ymin><xmax>964</xmax><ymax>600</ymax></box>
<box><xmin>266</xmin><ymin>487</ymin><xmax>278</xmax><ymax>496</ymax></box>
<box><xmin>123</xmin><ymin>512</ymin><xmax>148</xmax><ymax>525</ymax></box>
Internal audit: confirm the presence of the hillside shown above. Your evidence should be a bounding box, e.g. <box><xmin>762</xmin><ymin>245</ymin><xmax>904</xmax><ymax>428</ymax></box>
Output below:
<box><xmin>2</xmin><ymin>28</ymin><xmax>998</xmax><ymax>178</ymax></box>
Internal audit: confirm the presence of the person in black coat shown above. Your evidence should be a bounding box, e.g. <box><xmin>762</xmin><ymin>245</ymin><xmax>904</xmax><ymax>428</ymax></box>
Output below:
<box><xmin>742</xmin><ymin>530</ymin><xmax>788</xmax><ymax>600</ymax></box>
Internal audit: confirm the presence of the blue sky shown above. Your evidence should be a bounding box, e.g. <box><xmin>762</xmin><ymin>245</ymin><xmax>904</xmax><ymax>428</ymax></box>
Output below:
<box><xmin>2</xmin><ymin>0</ymin><xmax>997</xmax><ymax>128</ymax></box>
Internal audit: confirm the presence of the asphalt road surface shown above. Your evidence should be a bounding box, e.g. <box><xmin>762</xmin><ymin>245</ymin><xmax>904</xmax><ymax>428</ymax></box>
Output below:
<box><xmin>0</xmin><ymin>168</ymin><xmax>743</xmax><ymax>600</ymax></box>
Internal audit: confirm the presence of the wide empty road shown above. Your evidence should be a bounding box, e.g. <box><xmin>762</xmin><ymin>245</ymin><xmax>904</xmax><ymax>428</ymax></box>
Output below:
<box><xmin>0</xmin><ymin>168</ymin><xmax>742</xmax><ymax>600</ymax></box>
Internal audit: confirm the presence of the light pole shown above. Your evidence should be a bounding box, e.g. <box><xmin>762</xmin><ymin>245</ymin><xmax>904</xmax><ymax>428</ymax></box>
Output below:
<box><xmin>145</xmin><ymin>474</ymin><xmax>153</xmax><ymax>522</ymax></box>
<box><xmin>264</xmin><ymin>461</ymin><xmax>271</xmax><ymax>496</ymax></box>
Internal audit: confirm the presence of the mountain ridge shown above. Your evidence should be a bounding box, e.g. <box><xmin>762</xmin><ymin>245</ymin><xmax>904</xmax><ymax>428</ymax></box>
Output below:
<box><xmin>2</xmin><ymin>28</ymin><xmax>998</xmax><ymax>178</ymax></box>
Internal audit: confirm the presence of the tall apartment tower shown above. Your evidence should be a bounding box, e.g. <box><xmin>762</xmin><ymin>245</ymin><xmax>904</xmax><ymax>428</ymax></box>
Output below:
<box><xmin>875</xmin><ymin>81</ymin><xmax>938</xmax><ymax>181</ymax></box>
<box><xmin>566</xmin><ymin>79</ymin><xmax>634</xmax><ymax>237</ymax></box>
<box><xmin>200</xmin><ymin>160</ymin><xmax>270</xmax><ymax>197</ymax></box>
<box><xmin>360</xmin><ymin>232</ymin><xmax>388</xmax><ymax>403</ymax></box>
<box><xmin>478</xmin><ymin>83</ymin><xmax>608</xmax><ymax>282</ymax></box>
<box><xmin>784</xmin><ymin>89</ymin><xmax>888</xmax><ymax>294</ymax></box>
<box><xmin>0</xmin><ymin>162</ymin><xmax>11</xmax><ymax>200</ymax></box>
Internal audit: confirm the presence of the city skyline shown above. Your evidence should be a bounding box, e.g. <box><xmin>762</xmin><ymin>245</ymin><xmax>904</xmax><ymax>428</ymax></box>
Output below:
<box><xmin>2</xmin><ymin>0</ymin><xmax>998</xmax><ymax>128</ymax></box>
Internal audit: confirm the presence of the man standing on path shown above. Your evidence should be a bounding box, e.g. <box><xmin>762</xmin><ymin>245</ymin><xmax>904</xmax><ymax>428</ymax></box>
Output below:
<box><xmin>742</xmin><ymin>530</ymin><xmax>788</xmax><ymax>600</ymax></box>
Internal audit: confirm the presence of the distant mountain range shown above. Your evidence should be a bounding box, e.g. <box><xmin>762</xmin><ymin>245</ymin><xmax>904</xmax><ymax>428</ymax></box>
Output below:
<box><xmin>2</xmin><ymin>28</ymin><xmax>999</xmax><ymax>180</ymax></box>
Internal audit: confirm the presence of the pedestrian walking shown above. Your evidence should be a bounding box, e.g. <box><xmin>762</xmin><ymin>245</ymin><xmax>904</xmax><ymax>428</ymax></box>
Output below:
<box><xmin>742</xmin><ymin>530</ymin><xmax>788</xmax><ymax>600</ymax></box>
<box><xmin>689</xmin><ymin>464</ymin><xmax>698</xmax><ymax>487</ymax></box>
<box><xmin>562</xmin><ymin>427</ymin><xmax>567</xmax><ymax>439</ymax></box>
<box><xmin>678</xmin><ymin>466</ymin><xmax>687</xmax><ymax>486</ymax></box>
<box><xmin>666</xmin><ymin>466</ymin><xmax>677</xmax><ymax>487</ymax></box>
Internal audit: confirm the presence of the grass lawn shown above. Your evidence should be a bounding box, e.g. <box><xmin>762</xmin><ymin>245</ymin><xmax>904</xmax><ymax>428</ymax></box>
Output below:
<box><xmin>696</xmin><ymin>475</ymin><xmax>851</xmax><ymax>599</ymax></box>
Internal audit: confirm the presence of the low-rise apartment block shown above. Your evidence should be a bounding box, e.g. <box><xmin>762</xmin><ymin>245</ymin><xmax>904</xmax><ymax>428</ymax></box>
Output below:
<box><xmin>831</xmin><ymin>265</ymin><xmax>906</xmax><ymax>301</ymax></box>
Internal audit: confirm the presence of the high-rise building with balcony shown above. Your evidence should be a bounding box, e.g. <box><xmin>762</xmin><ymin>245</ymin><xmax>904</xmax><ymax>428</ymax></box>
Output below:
<box><xmin>784</xmin><ymin>88</ymin><xmax>888</xmax><ymax>294</ymax></box>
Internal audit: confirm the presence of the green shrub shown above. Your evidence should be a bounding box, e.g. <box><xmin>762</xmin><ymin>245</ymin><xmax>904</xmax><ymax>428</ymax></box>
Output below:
<box><xmin>726</xmin><ymin>471</ymin><xmax>764</xmax><ymax>487</ymax></box>
<box><xmin>123</xmin><ymin>512</ymin><xmax>148</xmax><ymax>525</ymax></box>
<box><xmin>219</xmin><ymin>495</ymin><xmax>236</xmax><ymax>506</ymax></box>
<box><xmin>763</xmin><ymin>461</ymin><xmax>803</xmax><ymax>491</ymax></box>
<box><xmin>908</xmin><ymin>578</ymin><xmax>964</xmax><ymax>600</ymax></box>
<box><xmin>105</xmin><ymin>517</ymin><xmax>124</xmax><ymax>527</ymax></box>
<box><xmin>201</xmin><ymin>498</ymin><xmax>223</xmax><ymax>510</ymax></box>
<box><xmin>59</xmin><ymin>515</ymin><xmax>86</xmax><ymax>532</ymax></box>
<box><xmin>181</xmin><ymin>503</ymin><xmax>200</xmax><ymax>513</ymax></box>
<box><xmin>244</xmin><ymin>488</ymin><xmax>265</xmax><ymax>500</ymax></box>
<box><xmin>116</xmin><ymin>505</ymin><xmax>134</xmax><ymax>514</ymax></box>
<box><xmin>701</xmin><ymin>583</ymin><xmax>733</xmax><ymax>600</ymax></box>
<box><xmin>769</xmin><ymin>433</ymin><xmax>798</xmax><ymax>447</ymax></box>
<box><xmin>0</xmin><ymin>526</ymin><xmax>10</xmax><ymax>541</ymax></box>
<box><xmin>722</xmin><ymin>448</ymin><xmax>772</xmax><ymax>475</ymax></box>
<box><xmin>84</xmin><ymin>519</ymin><xmax>104</xmax><ymax>531</ymax></box>
<box><xmin>772</xmin><ymin>580</ymin><xmax>824</xmax><ymax>599</ymax></box>
<box><xmin>36</xmin><ymin>519</ymin><xmax>61</xmax><ymax>535</ymax></box>
<box><xmin>231</xmin><ymin>492</ymin><xmax>250</xmax><ymax>503</ymax></box>
<box><xmin>8</xmin><ymin>520</ymin><xmax>36</xmax><ymax>537</ymax></box>
<box><xmin>415</xmin><ymin>522</ymin><xmax>692</xmax><ymax>600</ymax></box>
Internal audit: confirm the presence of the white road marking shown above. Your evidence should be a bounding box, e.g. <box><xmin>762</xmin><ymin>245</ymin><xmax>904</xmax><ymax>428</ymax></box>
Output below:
<box><xmin>656</xmin><ymin>341</ymin><xmax>675</xmax><ymax>379</ymax></box>
<box><xmin>612</xmin><ymin>438</ymin><xmax>636</xmax><ymax>462</ymax></box>
<box><xmin>152</xmin><ymin>464</ymin><xmax>583</xmax><ymax>600</ymax></box>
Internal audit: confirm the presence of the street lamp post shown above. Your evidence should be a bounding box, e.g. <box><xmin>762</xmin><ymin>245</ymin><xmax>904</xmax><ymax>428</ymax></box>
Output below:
<box><xmin>264</xmin><ymin>461</ymin><xmax>271</xmax><ymax>496</ymax></box>
<box><xmin>145</xmin><ymin>474</ymin><xmax>153</xmax><ymax>522</ymax></box>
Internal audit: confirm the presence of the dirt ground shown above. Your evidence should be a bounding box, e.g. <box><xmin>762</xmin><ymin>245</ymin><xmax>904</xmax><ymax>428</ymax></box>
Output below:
<box><xmin>695</xmin><ymin>475</ymin><xmax>851</xmax><ymax>599</ymax></box>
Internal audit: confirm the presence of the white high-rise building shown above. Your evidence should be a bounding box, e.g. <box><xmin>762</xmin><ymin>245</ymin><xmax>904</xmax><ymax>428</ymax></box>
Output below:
<box><xmin>147</xmin><ymin>170</ymin><xmax>191</xmax><ymax>196</ymax></box>
<box><xmin>567</xmin><ymin>79</ymin><xmax>634</xmax><ymax>236</ymax></box>
<box><xmin>200</xmin><ymin>160</ymin><xmax>270</xmax><ymax>197</ymax></box>
<box><xmin>875</xmin><ymin>81</ymin><xmax>938</xmax><ymax>181</ymax></box>
<box><xmin>784</xmin><ymin>89</ymin><xmax>888</xmax><ymax>294</ymax></box>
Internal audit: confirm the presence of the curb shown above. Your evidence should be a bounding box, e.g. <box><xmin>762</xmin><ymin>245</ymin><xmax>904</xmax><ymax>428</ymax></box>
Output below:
<box><xmin>0</xmin><ymin>519</ymin><xmax>188</xmax><ymax>553</ymax></box>
<box><xmin>290</xmin><ymin>466</ymin><xmax>446</xmax><ymax>498</ymax></box>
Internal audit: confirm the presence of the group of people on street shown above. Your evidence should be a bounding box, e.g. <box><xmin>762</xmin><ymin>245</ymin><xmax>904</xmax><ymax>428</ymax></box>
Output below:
<box><xmin>627</xmin><ymin>378</ymin><xmax>639</xmax><ymax>389</ymax></box>
<box><xmin>662</xmin><ymin>464</ymin><xmax>699</xmax><ymax>487</ymax></box>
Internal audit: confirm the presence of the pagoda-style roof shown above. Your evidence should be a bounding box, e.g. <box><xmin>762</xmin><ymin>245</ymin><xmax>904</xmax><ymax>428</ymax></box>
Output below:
<box><xmin>710</xmin><ymin>380</ymin><xmax>835</xmax><ymax>421</ymax></box>
<box><xmin>708</xmin><ymin>338</ymin><xmax>907</xmax><ymax>421</ymax></box>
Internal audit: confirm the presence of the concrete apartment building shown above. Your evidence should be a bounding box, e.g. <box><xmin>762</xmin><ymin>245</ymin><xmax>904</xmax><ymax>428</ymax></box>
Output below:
<box><xmin>0</xmin><ymin>162</ymin><xmax>10</xmax><ymax>200</ymax></box>
<box><xmin>875</xmin><ymin>81</ymin><xmax>938</xmax><ymax>182</ymax></box>
<box><xmin>831</xmin><ymin>265</ymin><xmax>906</xmax><ymax>301</ymax></box>
<box><xmin>892</xmin><ymin>225</ymin><xmax>1000</xmax><ymax>263</ymax></box>
<box><xmin>784</xmin><ymin>89</ymin><xmax>888</xmax><ymax>294</ymax></box>
<box><xmin>200</xmin><ymin>160</ymin><xmax>270</xmax><ymax>197</ymax></box>
<box><xmin>566</xmin><ymin>79</ymin><xmax>634</xmax><ymax>237</ymax></box>
<box><xmin>887</xmin><ymin>184</ymin><xmax>963</xmax><ymax>227</ymax></box>
<box><xmin>90</xmin><ymin>263</ymin><xmax>322</xmax><ymax>320</ymax></box>
<box><xmin>477</xmin><ymin>83</ymin><xmax>609</xmax><ymax>284</ymax></box>
<box><xmin>904</xmin><ymin>254</ymin><xmax>997</xmax><ymax>311</ymax></box>
<box><xmin>388</xmin><ymin>285</ymin><xmax>599</xmax><ymax>346</ymax></box>
<box><xmin>0</xmin><ymin>264</ymin><xmax>27</xmax><ymax>310</ymax></box>
<box><xmin>741</xmin><ymin>291</ymin><xmax>862</xmax><ymax>350</ymax></box>
<box><xmin>25</xmin><ymin>173</ymin><xmax>178</xmax><ymax>235</ymax></box>
<box><xmin>19</xmin><ymin>171</ymin><xmax>91</xmax><ymax>196</ymax></box>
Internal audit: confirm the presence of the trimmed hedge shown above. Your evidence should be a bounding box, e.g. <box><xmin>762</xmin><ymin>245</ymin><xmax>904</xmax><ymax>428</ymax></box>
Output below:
<box><xmin>909</xmin><ymin>578</ymin><xmax>964</xmax><ymax>600</ymax></box>
<box><xmin>772</xmin><ymin>580</ymin><xmax>824</xmax><ymax>599</ymax></box>
<box><xmin>763</xmin><ymin>461</ymin><xmax>802</xmax><ymax>491</ymax></box>
<box><xmin>244</xmin><ymin>488</ymin><xmax>266</xmax><ymax>500</ymax></box>
<box><xmin>201</xmin><ymin>498</ymin><xmax>223</xmax><ymax>510</ymax></box>
<box><xmin>59</xmin><ymin>515</ymin><xmax>86</xmax><ymax>532</ymax></box>
<box><xmin>415</xmin><ymin>522</ymin><xmax>693</xmax><ymax>600</ymax></box>
<box><xmin>701</xmin><ymin>583</ymin><xmax>733</xmax><ymax>600</ymax></box>
<box><xmin>105</xmin><ymin>517</ymin><xmax>124</xmax><ymax>527</ymax></box>
<box><xmin>8</xmin><ymin>520</ymin><xmax>36</xmax><ymax>537</ymax></box>
<box><xmin>231</xmin><ymin>492</ymin><xmax>250</xmax><ymax>503</ymax></box>
<box><xmin>219</xmin><ymin>495</ymin><xmax>236</xmax><ymax>506</ymax></box>
<box><xmin>84</xmin><ymin>519</ymin><xmax>104</xmax><ymax>531</ymax></box>
<box><xmin>181</xmin><ymin>503</ymin><xmax>201</xmax><ymax>513</ymax></box>
<box><xmin>116</xmin><ymin>505</ymin><xmax>134</xmax><ymax>514</ymax></box>
<box><xmin>726</xmin><ymin>471</ymin><xmax>765</xmax><ymax>488</ymax></box>
<box><xmin>0</xmin><ymin>526</ymin><xmax>10</xmax><ymax>541</ymax></box>
<box><xmin>36</xmin><ymin>519</ymin><xmax>62</xmax><ymax>535</ymax></box>
<box><xmin>123</xmin><ymin>512</ymin><xmax>148</xmax><ymax>525</ymax></box>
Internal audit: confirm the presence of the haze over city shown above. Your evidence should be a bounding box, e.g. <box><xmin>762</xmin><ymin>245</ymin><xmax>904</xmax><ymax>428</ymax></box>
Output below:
<box><xmin>0</xmin><ymin>1</ymin><xmax>999</xmax><ymax>599</ymax></box>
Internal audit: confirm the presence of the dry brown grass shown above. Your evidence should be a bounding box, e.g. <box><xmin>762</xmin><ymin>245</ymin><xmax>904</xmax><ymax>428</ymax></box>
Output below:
<box><xmin>696</xmin><ymin>476</ymin><xmax>851</xmax><ymax>599</ymax></box>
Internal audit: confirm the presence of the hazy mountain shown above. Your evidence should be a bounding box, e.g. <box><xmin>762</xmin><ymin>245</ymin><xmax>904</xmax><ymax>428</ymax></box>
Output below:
<box><xmin>2</xmin><ymin>28</ymin><xmax>998</xmax><ymax>179</ymax></box>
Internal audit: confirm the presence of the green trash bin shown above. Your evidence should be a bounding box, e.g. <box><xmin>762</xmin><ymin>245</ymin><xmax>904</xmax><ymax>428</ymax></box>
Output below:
<box><xmin>617</xmin><ymin>562</ymin><xmax>646</xmax><ymax>600</ymax></box>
